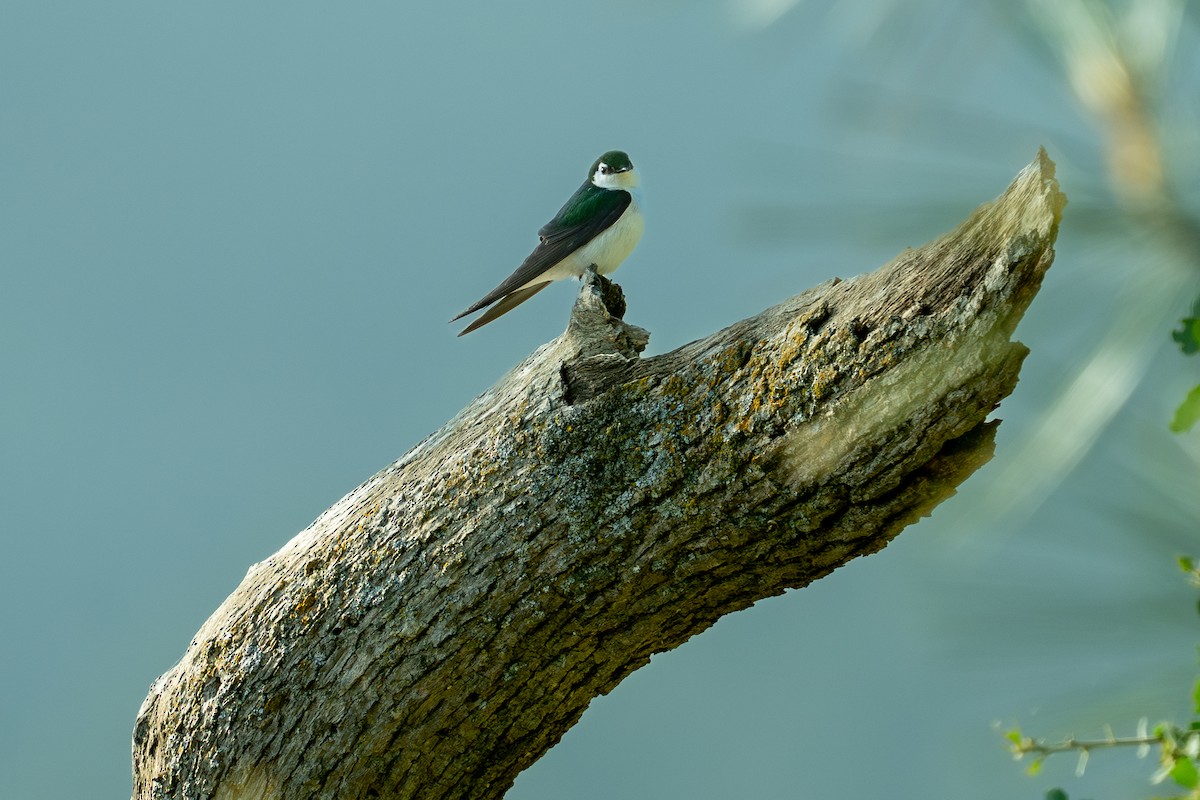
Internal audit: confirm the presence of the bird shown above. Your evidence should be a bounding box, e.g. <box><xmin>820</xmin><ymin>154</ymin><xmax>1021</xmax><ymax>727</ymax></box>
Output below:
<box><xmin>452</xmin><ymin>149</ymin><xmax>644</xmax><ymax>336</ymax></box>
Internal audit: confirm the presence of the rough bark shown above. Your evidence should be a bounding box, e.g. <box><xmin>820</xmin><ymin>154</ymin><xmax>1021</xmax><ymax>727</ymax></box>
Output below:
<box><xmin>133</xmin><ymin>151</ymin><xmax>1065</xmax><ymax>800</ymax></box>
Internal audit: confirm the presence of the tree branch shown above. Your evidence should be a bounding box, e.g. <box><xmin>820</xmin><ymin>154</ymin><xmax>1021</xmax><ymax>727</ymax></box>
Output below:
<box><xmin>132</xmin><ymin>150</ymin><xmax>1066</xmax><ymax>800</ymax></box>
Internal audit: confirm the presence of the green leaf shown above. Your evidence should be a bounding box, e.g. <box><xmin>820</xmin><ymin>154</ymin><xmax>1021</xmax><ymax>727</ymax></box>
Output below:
<box><xmin>1171</xmin><ymin>756</ymin><xmax>1199</xmax><ymax>788</ymax></box>
<box><xmin>1005</xmin><ymin>728</ymin><xmax>1023</xmax><ymax>745</ymax></box>
<box><xmin>1170</xmin><ymin>385</ymin><xmax>1200</xmax><ymax>433</ymax></box>
<box><xmin>1181</xmin><ymin>556</ymin><xmax>1196</xmax><ymax>573</ymax></box>
<box><xmin>1028</xmin><ymin>757</ymin><xmax>1044</xmax><ymax>776</ymax></box>
<box><xmin>1044</xmin><ymin>789</ymin><xmax>1068</xmax><ymax>800</ymax></box>
<box><xmin>1174</xmin><ymin>317</ymin><xmax>1200</xmax><ymax>354</ymax></box>
<box><xmin>1193</xmin><ymin>678</ymin><xmax>1200</xmax><ymax>716</ymax></box>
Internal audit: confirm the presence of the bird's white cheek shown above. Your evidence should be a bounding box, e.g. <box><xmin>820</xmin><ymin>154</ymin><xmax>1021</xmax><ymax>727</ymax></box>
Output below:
<box><xmin>592</xmin><ymin>169</ymin><xmax>639</xmax><ymax>191</ymax></box>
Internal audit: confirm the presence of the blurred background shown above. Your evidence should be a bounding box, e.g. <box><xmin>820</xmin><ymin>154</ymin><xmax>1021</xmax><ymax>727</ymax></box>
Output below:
<box><xmin>3</xmin><ymin>1</ymin><xmax>1199</xmax><ymax>797</ymax></box>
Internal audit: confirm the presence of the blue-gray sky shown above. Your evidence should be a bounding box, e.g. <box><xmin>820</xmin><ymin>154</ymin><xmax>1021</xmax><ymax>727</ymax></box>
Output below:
<box><xmin>3</xmin><ymin>2</ymin><xmax>1199</xmax><ymax>798</ymax></box>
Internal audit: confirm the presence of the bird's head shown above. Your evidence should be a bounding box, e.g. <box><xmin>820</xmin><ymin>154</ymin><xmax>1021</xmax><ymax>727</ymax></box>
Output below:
<box><xmin>590</xmin><ymin>150</ymin><xmax>638</xmax><ymax>190</ymax></box>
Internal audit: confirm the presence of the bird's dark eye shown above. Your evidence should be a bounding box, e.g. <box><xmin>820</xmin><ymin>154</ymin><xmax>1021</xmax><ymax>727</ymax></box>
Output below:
<box><xmin>599</xmin><ymin>164</ymin><xmax>609</xmax><ymax>174</ymax></box>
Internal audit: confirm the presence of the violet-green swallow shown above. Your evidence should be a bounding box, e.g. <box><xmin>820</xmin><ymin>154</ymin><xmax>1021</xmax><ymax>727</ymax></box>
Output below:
<box><xmin>452</xmin><ymin>150</ymin><xmax>644</xmax><ymax>336</ymax></box>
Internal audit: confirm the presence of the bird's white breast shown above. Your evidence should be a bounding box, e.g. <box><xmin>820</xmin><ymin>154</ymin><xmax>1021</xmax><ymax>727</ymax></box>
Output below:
<box><xmin>563</xmin><ymin>197</ymin><xmax>644</xmax><ymax>278</ymax></box>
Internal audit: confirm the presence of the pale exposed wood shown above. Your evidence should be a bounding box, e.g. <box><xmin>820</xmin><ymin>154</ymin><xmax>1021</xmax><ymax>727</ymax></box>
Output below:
<box><xmin>132</xmin><ymin>151</ymin><xmax>1065</xmax><ymax>800</ymax></box>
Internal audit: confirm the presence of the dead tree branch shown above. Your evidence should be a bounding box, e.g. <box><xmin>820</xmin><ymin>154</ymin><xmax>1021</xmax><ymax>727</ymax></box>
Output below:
<box><xmin>133</xmin><ymin>150</ymin><xmax>1065</xmax><ymax>800</ymax></box>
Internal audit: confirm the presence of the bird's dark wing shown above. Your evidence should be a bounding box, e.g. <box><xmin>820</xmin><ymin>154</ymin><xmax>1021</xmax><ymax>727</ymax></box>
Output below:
<box><xmin>451</xmin><ymin>185</ymin><xmax>631</xmax><ymax>321</ymax></box>
<box><xmin>456</xmin><ymin>282</ymin><xmax>551</xmax><ymax>336</ymax></box>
